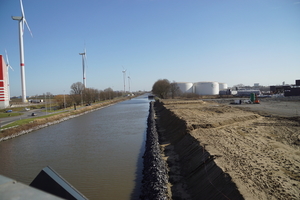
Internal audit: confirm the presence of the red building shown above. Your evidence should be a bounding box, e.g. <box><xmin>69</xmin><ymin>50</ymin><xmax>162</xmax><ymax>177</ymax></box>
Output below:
<box><xmin>0</xmin><ymin>55</ymin><xmax>10</xmax><ymax>108</ymax></box>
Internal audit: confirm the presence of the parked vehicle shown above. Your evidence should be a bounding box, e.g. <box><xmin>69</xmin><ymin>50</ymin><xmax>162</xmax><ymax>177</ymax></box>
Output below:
<box><xmin>5</xmin><ymin>110</ymin><xmax>12</xmax><ymax>113</ymax></box>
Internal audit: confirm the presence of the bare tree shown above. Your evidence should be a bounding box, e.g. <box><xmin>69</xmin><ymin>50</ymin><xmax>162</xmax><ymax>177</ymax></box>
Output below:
<box><xmin>54</xmin><ymin>95</ymin><xmax>65</xmax><ymax>109</ymax></box>
<box><xmin>91</xmin><ymin>88</ymin><xmax>100</xmax><ymax>102</ymax></box>
<box><xmin>70</xmin><ymin>82</ymin><xmax>84</xmax><ymax>105</ymax></box>
<box><xmin>99</xmin><ymin>90</ymin><xmax>105</xmax><ymax>101</ymax></box>
<box><xmin>152</xmin><ymin>79</ymin><xmax>171</xmax><ymax>99</ymax></box>
<box><xmin>83</xmin><ymin>88</ymin><xmax>91</xmax><ymax>104</ymax></box>
<box><xmin>45</xmin><ymin>92</ymin><xmax>53</xmax><ymax>97</ymax></box>
<box><xmin>54</xmin><ymin>94</ymin><xmax>72</xmax><ymax>109</ymax></box>
<box><xmin>170</xmin><ymin>81</ymin><xmax>180</xmax><ymax>99</ymax></box>
<box><xmin>83</xmin><ymin>88</ymin><xmax>99</xmax><ymax>104</ymax></box>
<box><xmin>70</xmin><ymin>82</ymin><xmax>84</xmax><ymax>95</ymax></box>
<box><xmin>103</xmin><ymin>87</ymin><xmax>113</xmax><ymax>100</ymax></box>
<box><xmin>232</xmin><ymin>84</ymin><xmax>245</xmax><ymax>90</ymax></box>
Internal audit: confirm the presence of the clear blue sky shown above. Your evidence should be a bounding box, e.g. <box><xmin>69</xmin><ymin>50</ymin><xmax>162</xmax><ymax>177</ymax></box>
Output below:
<box><xmin>0</xmin><ymin>0</ymin><xmax>299</xmax><ymax>96</ymax></box>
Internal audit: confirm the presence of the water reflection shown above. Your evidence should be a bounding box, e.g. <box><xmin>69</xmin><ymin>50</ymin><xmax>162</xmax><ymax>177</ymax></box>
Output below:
<box><xmin>0</xmin><ymin>94</ymin><xmax>150</xmax><ymax>199</ymax></box>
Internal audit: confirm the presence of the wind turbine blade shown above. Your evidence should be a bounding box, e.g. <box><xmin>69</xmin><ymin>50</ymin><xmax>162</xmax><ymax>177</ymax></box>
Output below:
<box><xmin>83</xmin><ymin>47</ymin><xmax>88</xmax><ymax>68</ymax></box>
<box><xmin>5</xmin><ymin>49</ymin><xmax>14</xmax><ymax>71</ymax></box>
<box><xmin>20</xmin><ymin>0</ymin><xmax>25</xmax><ymax>34</ymax></box>
<box><xmin>5</xmin><ymin>49</ymin><xmax>10</xmax><ymax>65</ymax></box>
<box><xmin>83</xmin><ymin>42</ymin><xmax>87</xmax><ymax>60</ymax></box>
<box><xmin>24</xmin><ymin>19</ymin><xmax>33</xmax><ymax>37</ymax></box>
<box><xmin>20</xmin><ymin>0</ymin><xmax>33</xmax><ymax>37</ymax></box>
<box><xmin>20</xmin><ymin>0</ymin><xmax>25</xmax><ymax>17</ymax></box>
<box><xmin>84</xmin><ymin>48</ymin><xmax>87</xmax><ymax>60</ymax></box>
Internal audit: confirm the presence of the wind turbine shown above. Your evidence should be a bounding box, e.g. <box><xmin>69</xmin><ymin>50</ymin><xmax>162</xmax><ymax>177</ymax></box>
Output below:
<box><xmin>5</xmin><ymin>49</ymin><xmax>14</xmax><ymax>100</ymax></box>
<box><xmin>79</xmin><ymin>47</ymin><xmax>87</xmax><ymax>88</ymax></box>
<box><xmin>122</xmin><ymin>67</ymin><xmax>126</xmax><ymax>93</ymax></box>
<box><xmin>128</xmin><ymin>75</ymin><xmax>131</xmax><ymax>93</ymax></box>
<box><xmin>12</xmin><ymin>0</ymin><xmax>33</xmax><ymax>103</ymax></box>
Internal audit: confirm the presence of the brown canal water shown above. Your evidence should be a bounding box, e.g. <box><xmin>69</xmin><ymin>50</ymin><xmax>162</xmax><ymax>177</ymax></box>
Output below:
<box><xmin>0</xmin><ymin>95</ymin><xmax>151</xmax><ymax>199</ymax></box>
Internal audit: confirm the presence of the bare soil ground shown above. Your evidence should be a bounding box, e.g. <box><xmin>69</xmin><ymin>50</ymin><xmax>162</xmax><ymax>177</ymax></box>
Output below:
<box><xmin>159</xmin><ymin>99</ymin><xmax>300</xmax><ymax>200</ymax></box>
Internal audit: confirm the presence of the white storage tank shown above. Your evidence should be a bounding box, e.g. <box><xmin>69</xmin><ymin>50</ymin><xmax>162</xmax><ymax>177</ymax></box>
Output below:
<box><xmin>219</xmin><ymin>83</ymin><xmax>228</xmax><ymax>90</ymax></box>
<box><xmin>176</xmin><ymin>82</ymin><xmax>194</xmax><ymax>93</ymax></box>
<box><xmin>194</xmin><ymin>82</ymin><xmax>219</xmax><ymax>95</ymax></box>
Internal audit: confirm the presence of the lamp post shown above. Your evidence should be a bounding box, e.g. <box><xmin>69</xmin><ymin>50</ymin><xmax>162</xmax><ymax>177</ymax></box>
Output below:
<box><xmin>44</xmin><ymin>93</ymin><xmax>47</xmax><ymax>115</ymax></box>
<box><xmin>63</xmin><ymin>90</ymin><xmax>66</xmax><ymax>109</ymax></box>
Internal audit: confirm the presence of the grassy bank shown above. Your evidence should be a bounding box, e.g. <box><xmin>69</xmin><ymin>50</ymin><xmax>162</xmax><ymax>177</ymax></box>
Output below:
<box><xmin>0</xmin><ymin>113</ymin><xmax>23</xmax><ymax>118</ymax></box>
<box><xmin>0</xmin><ymin>97</ymin><xmax>130</xmax><ymax>141</ymax></box>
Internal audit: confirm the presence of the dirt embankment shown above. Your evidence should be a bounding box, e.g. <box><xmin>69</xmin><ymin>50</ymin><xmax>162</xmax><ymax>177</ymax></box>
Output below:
<box><xmin>155</xmin><ymin>99</ymin><xmax>300</xmax><ymax>200</ymax></box>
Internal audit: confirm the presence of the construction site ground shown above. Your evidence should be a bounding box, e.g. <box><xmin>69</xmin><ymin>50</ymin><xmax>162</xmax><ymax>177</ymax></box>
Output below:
<box><xmin>157</xmin><ymin>97</ymin><xmax>300</xmax><ymax>200</ymax></box>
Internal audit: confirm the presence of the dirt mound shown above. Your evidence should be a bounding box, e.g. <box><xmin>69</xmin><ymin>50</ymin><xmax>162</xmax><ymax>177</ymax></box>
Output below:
<box><xmin>155</xmin><ymin>99</ymin><xmax>300</xmax><ymax>200</ymax></box>
<box><xmin>155</xmin><ymin>100</ymin><xmax>244</xmax><ymax>200</ymax></box>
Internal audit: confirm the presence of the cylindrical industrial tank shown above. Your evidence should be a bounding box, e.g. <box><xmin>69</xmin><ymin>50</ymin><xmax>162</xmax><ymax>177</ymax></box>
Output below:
<box><xmin>176</xmin><ymin>82</ymin><xmax>194</xmax><ymax>93</ymax></box>
<box><xmin>194</xmin><ymin>82</ymin><xmax>219</xmax><ymax>95</ymax></box>
<box><xmin>219</xmin><ymin>83</ymin><xmax>228</xmax><ymax>90</ymax></box>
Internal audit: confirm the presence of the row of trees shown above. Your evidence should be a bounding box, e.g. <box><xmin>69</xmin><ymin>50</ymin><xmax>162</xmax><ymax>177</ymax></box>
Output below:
<box><xmin>152</xmin><ymin>79</ymin><xmax>180</xmax><ymax>99</ymax></box>
<box><xmin>53</xmin><ymin>82</ymin><xmax>125</xmax><ymax>109</ymax></box>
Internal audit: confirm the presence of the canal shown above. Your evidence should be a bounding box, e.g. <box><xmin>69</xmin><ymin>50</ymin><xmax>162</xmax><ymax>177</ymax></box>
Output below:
<box><xmin>0</xmin><ymin>94</ymin><xmax>151</xmax><ymax>199</ymax></box>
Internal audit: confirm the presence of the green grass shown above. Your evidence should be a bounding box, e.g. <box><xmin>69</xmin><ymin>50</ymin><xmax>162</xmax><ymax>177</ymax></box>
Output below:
<box><xmin>1</xmin><ymin>97</ymin><xmax>132</xmax><ymax>131</ymax></box>
<box><xmin>2</xmin><ymin>118</ymin><xmax>35</xmax><ymax>129</ymax></box>
<box><xmin>0</xmin><ymin>113</ymin><xmax>23</xmax><ymax>118</ymax></box>
<box><xmin>1</xmin><ymin>112</ymin><xmax>63</xmax><ymax>129</ymax></box>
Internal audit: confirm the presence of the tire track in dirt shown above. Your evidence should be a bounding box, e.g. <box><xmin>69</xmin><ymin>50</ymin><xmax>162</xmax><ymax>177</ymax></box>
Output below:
<box><xmin>157</xmin><ymin>99</ymin><xmax>300</xmax><ymax>200</ymax></box>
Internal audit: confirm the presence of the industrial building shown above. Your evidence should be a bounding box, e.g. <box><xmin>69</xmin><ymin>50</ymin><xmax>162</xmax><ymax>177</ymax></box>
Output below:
<box><xmin>270</xmin><ymin>80</ymin><xmax>300</xmax><ymax>96</ymax></box>
<box><xmin>236</xmin><ymin>89</ymin><xmax>261</xmax><ymax>96</ymax></box>
<box><xmin>283</xmin><ymin>80</ymin><xmax>300</xmax><ymax>96</ymax></box>
<box><xmin>0</xmin><ymin>55</ymin><xmax>10</xmax><ymax>108</ymax></box>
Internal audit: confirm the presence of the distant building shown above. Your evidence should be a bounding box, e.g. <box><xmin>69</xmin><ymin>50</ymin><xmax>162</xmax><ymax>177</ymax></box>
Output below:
<box><xmin>270</xmin><ymin>80</ymin><xmax>300</xmax><ymax>96</ymax></box>
<box><xmin>236</xmin><ymin>90</ymin><xmax>261</xmax><ymax>96</ymax></box>
<box><xmin>284</xmin><ymin>88</ymin><xmax>300</xmax><ymax>96</ymax></box>
<box><xmin>0</xmin><ymin>55</ymin><xmax>9</xmax><ymax>108</ymax></box>
<box><xmin>270</xmin><ymin>85</ymin><xmax>291</xmax><ymax>94</ymax></box>
<box><xmin>29</xmin><ymin>99</ymin><xmax>44</xmax><ymax>103</ymax></box>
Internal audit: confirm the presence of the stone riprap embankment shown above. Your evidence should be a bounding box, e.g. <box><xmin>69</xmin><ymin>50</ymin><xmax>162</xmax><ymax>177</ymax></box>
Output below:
<box><xmin>140</xmin><ymin>101</ymin><xmax>169</xmax><ymax>200</ymax></box>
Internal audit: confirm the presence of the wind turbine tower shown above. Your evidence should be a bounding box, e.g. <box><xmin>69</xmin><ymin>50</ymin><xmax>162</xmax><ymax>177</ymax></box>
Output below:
<box><xmin>12</xmin><ymin>0</ymin><xmax>33</xmax><ymax>103</ymax></box>
<box><xmin>79</xmin><ymin>49</ymin><xmax>87</xmax><ymax>87</ymax></box>
<box><xmin>128</xmin><ymin>75</ymin><xmax>131</xmax><ymax>93</ymax></box>
<box><xmin>122</xmin><ymin>68</ymin><xmax>126</xmax><ymax>93</ymax></box>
